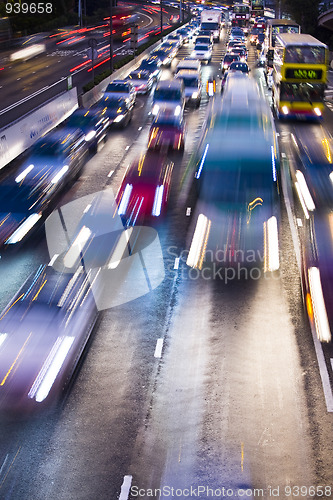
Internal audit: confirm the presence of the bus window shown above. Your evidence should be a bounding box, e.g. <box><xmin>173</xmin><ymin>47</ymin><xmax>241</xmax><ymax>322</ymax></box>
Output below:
<box><xmin>280</xmin><ymin>82</ymin><xmax>324</xmax><ymax>102</ymax></box>
<box><xmin>284</xmin><ymin>46</ymin><xmax>326</xmax><ymax>64</ymax></box>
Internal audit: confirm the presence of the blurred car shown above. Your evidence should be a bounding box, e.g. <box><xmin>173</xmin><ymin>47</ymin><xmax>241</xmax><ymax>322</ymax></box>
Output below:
<box><xmin>148</xmin><ymin>107</ymin><xmax>185</xmax><ymax>151</ymax></box>
<box><xmin>221</xmin><ymin>53</ymin><xmax>240</xmax><ymax>72</ymax></box>
<box><xmin>126</xmin><ymin>69</ymin><xmax>154</xmax><ymax>94</ymax></box>
<box><xmin>190</xmin><ymin>43</ymin><xmax>212</xmax><ymax>63</ymax></box>
<box><xmin>61</xmin><ymin>107</ymin><xmax>109</xmax><ymax>152</ymax></box>
<box><xmin>0</xmin><ymin>130</ymin><xmax>88</xmax><ymax>248</ymax></box>
<box><xmin>166</xmin><ymin>33</ymin><xmax>183</xmax><ymax>48</ymax></box>
<box><xmin>103</xmin><ymin>80</ymin><xmax>136</xmax><ymax>107</ymax></box>
<box><xmin>197</xmin><ymin>30</ymin><xmax>214</xmax><ymax>44</ymax></box>
<box><xmin>151</xmin><ymin>48</ymin><xmax>174</xmax><ymax>66</ymax></box>
<box><xmin>0</xmin><ymin>263</ymin><xmax>99</xmax><ymax>413</ymax></box>
<box><xmin>177</xmin><ymin>27</ymin><xmax>191</xmax><ymax>43</ymax></box>
<box><xmin>221</xmin><ymin>62</ymin><xmax>250</xmax><ymax>91</ymax></box>
<box><xmin>96</xmin><ymin>96</ymin><xmax>133</xmax><ymax>127</ymax></box>
<box><xmin>152</xmin><ymin>79</ymin><xmax>185</xmax><ymax>117</ymax></box>
<box><xmin>175</xmin><ymin>58</ymin><xmax>201</xmax><ymax>74</ymax></box>
<box><xmin>175</xmin><ymin>69</ymin><xmax>202</xmax><ymax>106</ymax></box>
<box><xmin>116</xmin><ymin>152</ymin><xmax>174</xmax><ymax>224</ymax></box>
<box><xmin>289</xmin><ymin>133</ymin><xmax>333</xmax><ymax>342</ymax></box>
<box><xmin>138</xmin><ymin>56</ymin><xmax>162</xmax><ymax>81</ymax></box>
<box><xmin>187</xmin><ymin>74</ymin><xmax>280</xmax><ymax>272</ymax></box>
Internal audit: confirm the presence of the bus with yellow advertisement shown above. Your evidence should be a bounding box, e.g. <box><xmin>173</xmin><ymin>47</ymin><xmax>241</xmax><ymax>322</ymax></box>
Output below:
<box><xmin>271</xmin><ymin>33</ymin><xmax>328</xmax><ymax>120</ymax></box>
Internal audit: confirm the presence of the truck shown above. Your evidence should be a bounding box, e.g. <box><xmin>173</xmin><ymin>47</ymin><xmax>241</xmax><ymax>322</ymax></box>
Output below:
<box><xmin>200</xmin><ymin>9</ymin><xmax>222</xmax><ymax>42</ymax></box>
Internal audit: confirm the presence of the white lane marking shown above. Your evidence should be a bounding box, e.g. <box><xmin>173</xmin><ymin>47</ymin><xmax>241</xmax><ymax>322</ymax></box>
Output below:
<box><xmin>119</xmin><ymin>475</ymin><xmax>132</xmax><ymax>500</ymax></box>
<box><xmin>281</xmin><ymin>156</ymin><xmax>301</xmax><ymax>271</ymax></box>
<box><xmin>296</xmin><ymin>218</ymin><xmax>303</xmax><ymax>227</ymax></box>
<box><xmin>125</xmin><ymin>145</ymin><xmax>130</xmax><ymax>150</ymax></box>
<box><xmin>312</xmin><ymin>335</ymin><xmax>333</xmax><ymax>412</ymax></box>
<box><xmin>186</xmin><ymin>207</ymin><xmax>191</xmax><ymax>216</ymax></box>
<box><xmin>174</xmin><ymin>257</ymin><xmax>180</xmax><ymax>269</ymax></box>
<box><xmin>107</xmin><ymin>170</ymin><xmax>114</xmax><ymax>178</ymax></box>
<box><xmin>138</xmin><ymin>126</ymin><xmax>142</xmax><ymax>131</ymax></box>
<box><xmin>48</xmin><ymin>254</ymin><xmax>59</xmax><ymax>266</ymax></box>
<box><xmin>282</xmin><ymin>155</ymin><xmax>333</xmax><ymax>412</ymax></box>
<box><xmin>0</xmin><ymin>454</ymin><xmax>8</xmax><ymax>477</ymax></box>
<box><xmin>331</xmin><ymin>359</ymin><xmax>333</xmax><ymax>372</ymax></box>
<box><xmin>154</xmin><ymin>338</ymin><xmax>164</xmax><ymax>358</ymax></box>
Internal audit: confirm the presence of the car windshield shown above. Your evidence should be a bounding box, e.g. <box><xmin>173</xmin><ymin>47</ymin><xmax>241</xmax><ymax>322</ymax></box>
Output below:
<box><xmin>201</xmin><ymin>22</ymin><xmax>218</xmax><ymax>30</ymax></box>
<box><xmin>0</xmin><ymin>182</ymin><xmax>45</xmax><ymax>213</ymax></box>
<box><xmin>105</xmin><ymin>83</ymin><xmax>129</xmax><ymax>93</ymax></box>
<box><xmin>280</xmin><ymin>82</ymin><xmax>325</xmax><ymax>102</ymax></box>
<box><xmin>154</xmin><ymin>88</ymin><xmax>182</xmax><ymax>100</ymax></box>
<box><xmin>181</xmin><ymin>77</ymin><xmax>199</xmax><ymax>87</ymax></box>
<box><xmin>129</xmin><ymin>72</ymin><xmax>147</xmax><ymax>80</ymax></box>
<box><xmin>32</xmin><ymin>140</ymin><xmax>67</xmax><ymax>157</ymax></box>
<box><xmin>67</xmin><ymin>114</ymin><xmax>95</xmax><ymax>128</ymax></box>
<box><xmin>195</xmin><ymin>44</ymin><xmax>209</xmax><ymax>51</ymax></box>
<box><xmin>104</xmin><ymin>99</ymin><xmax>124</xmax><ymax>109</ymax></box>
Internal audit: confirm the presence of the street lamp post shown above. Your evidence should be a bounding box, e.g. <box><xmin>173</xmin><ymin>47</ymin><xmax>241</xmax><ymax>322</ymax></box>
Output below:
<box><xmin>109</xmin><ymin>0</ymin><xmax>114</xmax><ymax>74</ymax></box>
<box><xmin>160</xmin><ymin>0</ymin><xmax>163</xmax><ymax>39</ymax></box>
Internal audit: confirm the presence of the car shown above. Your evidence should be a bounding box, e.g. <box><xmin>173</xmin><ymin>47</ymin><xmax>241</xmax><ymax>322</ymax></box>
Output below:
<box><xmin>116</xmin><ymin>152</ymin><xmax>174</xmax><ymax>224</ymax></box>
<box><xmin>138</xmin><ymin>56</ymin><xmax>162</xmax><ymax>81</ymax></box>
<box><xmin>125</xmin><ymin>69</ymin><xmax>154</xmax><ymax>94</ymax></box>
<box><xmin>166</xmin><ymin>33</ymin><xmax>183</xmax><ymax>48</ymax></box>
<box><xmin>221</xmin><ymin>62</ymin><xmax>250</xmax><ymax>91</ymax></box>
<box><xmin>229</xmin><ymin>47</ymin><xmax>247</xmax><ymax>61</ymax></box>
<box><xmin>175</xmin><ymin>58</ymin><xmax>201</xmax><ymax>74</ymax></box>
<box><xmin>0</xmin><ymin>129</ymin><xmax>88</xmax><ymax>248</ymax></box>
<box><xmin>95</xmin><ymin>96</ymin><xmax>133</xmax><ymax>127</ymax></box>
<box><xmin>103</xmin><ymin>80</ymin><xmax>136</xmax><ymax>108</ymax></box>
<box><xmin>152</xmin><ymin>79</ymin><xmax>185</xmax><ymax>117</ymax></box>
<box><xmin>196</xmin><ymin>31</ymin><xmax>214</xmax><ymax>44</ymax></box>
<box><xmin>221</xmin><ymin>53</ymin><xmax>240</xmax><ymax>72</ymax></box>
<box><xmin>190</xmin><ymin>43</ymin><xmax>212</xmax><ymax>63</ymax></box>
<box><xmin>61</xmin><ymin>107</ymin><xmax>109</xmax><ymax>152</ymax></box>
<box><xmin>151</xmin><ymin>48</ymin><xmax>174</xmax><ymax>66</ymax></box>
<box><xmin>175</xmin><ymin>69</ymin><xmax>202</xmax><ymax>106</ymax></box>
<box><xmin>148</xmin><ymin>107</ymin><xmax>186</xmax><ymax>151</ymax></box>
<box><xmin>177</xmin><ymin>28</ymin><xmax>191</xmax><ymax>43</ymax></box>
<box><xmin>195</xmin><ymin>35</ymin><xmax>213</xmax><ymax>48</ymax></box>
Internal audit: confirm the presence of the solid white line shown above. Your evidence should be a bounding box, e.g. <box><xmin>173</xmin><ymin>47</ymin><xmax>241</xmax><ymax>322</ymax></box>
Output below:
<box><xmin>154</xmin><ymin>338</ymin><xmax>164</xmax><ymax>358</ymax></box>
<box><xmin>119</xmin><ymin>475</ymin><xmax>132</xmax><ymax>500</ymax></box>
<box><xmin>174</xmin><ymin>257</ymin><xmax>179</xmax><ymax>270</ymax></box>
<box><xmin>312</xmin><ymin>335</ymin><xmax>333</xmax><ymax>412</ymax></box>
<box><xmin>48</xmin><ymin>254</ymin><xmax>59</xmax><ymax>267</ymax></box>
<box><xmin>107</xmin><ymin>170</ymin><xmax>114</xmax><ymax>178</ymax></box>
<box><xmin>281</xmin><ymin>156</ymin><xmax>301</xmax><ymax>271</ymax></box>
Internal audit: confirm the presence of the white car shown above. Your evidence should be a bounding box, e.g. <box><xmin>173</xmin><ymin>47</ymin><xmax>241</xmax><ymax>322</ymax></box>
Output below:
<box><xmin>191</xmin><ymin>43</ymin><xmax>212</xmax><ymax>63</ymax></box>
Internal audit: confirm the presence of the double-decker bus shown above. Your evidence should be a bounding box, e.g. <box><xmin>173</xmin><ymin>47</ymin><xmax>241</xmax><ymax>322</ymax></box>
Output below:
<box><xmin>271</xmin><ymin>33</ymin><xmax>328</xmax><ymax>120</ymax></box>
<box><xmin>264</xmin><ymin>19</ymin><xmax>300</xmax><ymax>79</ymax></box>
<box><xmin>230</xmin><ymin>3</ymin><xmax>250</xmax><ymax>29</ymax></box>
<box><xmin>251</xmin><ymin>0</ymin><xmax>264</xmax><ymax>17</ymax></box>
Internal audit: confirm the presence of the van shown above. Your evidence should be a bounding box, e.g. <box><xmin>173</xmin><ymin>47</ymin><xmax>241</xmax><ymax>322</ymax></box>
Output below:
<box><xmin>175</xmin><ymin>58</ymin><xmax>201</xmax><ymax>74</ymax></box>
<box><xmin>175</xmin><ymin>70</ymin><xmax>201</xmax><ymax>107</ymax></box>
<box><xmin>152</xmin><ymin>79</ymin><xmax>185</xmax><ymax>117</ymax></box>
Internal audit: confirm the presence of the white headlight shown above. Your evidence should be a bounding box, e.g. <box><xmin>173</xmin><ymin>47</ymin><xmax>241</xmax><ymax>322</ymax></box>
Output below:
<box><xmin>84</xmin><ymin>130</ymin><xmax>96</xmax><ymax>142</ymax></box>
<box><xmin>114</xmin><ymin>114</ymin><xmax>124</xmax><ymax>123</ymax></box>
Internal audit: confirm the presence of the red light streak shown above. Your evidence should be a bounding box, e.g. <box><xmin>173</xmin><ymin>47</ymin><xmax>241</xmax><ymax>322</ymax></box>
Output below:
<box><xmin>70</xmin><ymin>60</ymin><xmax>91</xmax><ymax>72</ymax></box>
<box><xmin>57</xmin><ymin>36</ymin><xmax>76</xmax><ymax>45</ymax></box>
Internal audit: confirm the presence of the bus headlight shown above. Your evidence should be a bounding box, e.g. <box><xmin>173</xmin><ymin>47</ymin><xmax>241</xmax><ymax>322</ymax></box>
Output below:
<box><xmin>314</xmin><ymin>107</ymin><xmax>322</xmax><ymax>117</ymax></box>
<box><xmin>282</xmin><ymin>105</ymin><xmax>289</xmax><ymax>115</ymax></box>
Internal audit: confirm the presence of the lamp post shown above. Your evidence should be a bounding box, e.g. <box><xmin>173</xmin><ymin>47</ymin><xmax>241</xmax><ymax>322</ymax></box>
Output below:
<box><xmin>160</xmin><ymin>0</ymin><xmax>163</xmax><ymax>39</ymax></box>
<box><xmin>109</xmin><ymin>0</ymin><xmax>114</xmax><ymax>74</ymax></box>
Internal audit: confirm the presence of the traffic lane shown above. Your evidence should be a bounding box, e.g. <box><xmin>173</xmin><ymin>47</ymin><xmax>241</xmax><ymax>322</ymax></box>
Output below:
<box><xmin>0</xmin><ymin>65</ymin><xmax>210</xmax><ymax>497</ymax></box>
<box><xmin>123</xmin><ymin>242</ymin><xmax>320</xmax><ymax>495</ymax></box>
<box><xmin>278</xmin><ymin>119</ymin><xmax>333</xmax><ymax>394</ymax></box>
